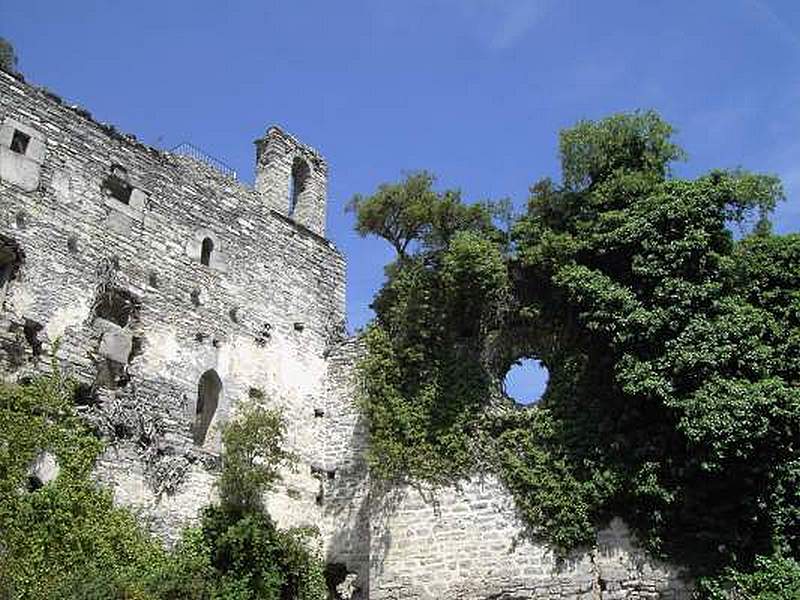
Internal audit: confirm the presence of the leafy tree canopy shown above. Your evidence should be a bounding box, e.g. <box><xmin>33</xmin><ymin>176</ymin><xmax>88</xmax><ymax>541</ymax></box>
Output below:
<box><xmin>352</xmin><ymin>110</ymin><xmax>800</xmax><ymax>591</ymax></box>
<box><xmin>347</xmin><ymin>170</ymin><xmax>501</xmax><ymax>258</ymax></box>
<box><xmin>0</xmin><ymin>38</ymin><xmax>17</xmax><ymax>73</ymax></box>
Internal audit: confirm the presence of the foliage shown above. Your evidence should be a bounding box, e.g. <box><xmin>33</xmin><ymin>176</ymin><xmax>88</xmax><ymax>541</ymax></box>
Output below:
<box><xmin>0</xmin><ymin>371</ymin><xmax>167</xmax><ymax>599</ymax></box>
<box><xmin>0</xmin><ymin>37</ymin><xmax>17</xmax><ymax>73</ymax></box>
<box><xmin>0</xmin><ymin>374</ymin><xmax>326</xmax><ymax>600</ymax></box>
<box><xmin>217</xmin><ymin>403</ymin><xmax>296</xmax><ymax>515</ymax></box>
<box><xmin>357</xmin><ymin>220</ymin><xmax>510</xmax><ymax>486</ymax></box>
<box><xmin>187</xmin><ymin>507</ymin><xmax>326</xmax><ymax>600</ymax></box>
<box><xmin>698</xmin><ymin>555</ymin><xmax>800</xmax><ymax>600</ymax></box>
<box><xmin>190</xmin><ymin>403</ymin><xmax>326</xmax><ymax>600</ymax></box>
<box><xmin>559</xmin><ymin>110</ymin><xmax>685</xmax><ymax>191</ymax></box>
<box><xmin>346</xmin><ymin>170</ymin><xmax>497</xmax><ymax>258</ymax></box>
<box><xmin>351</xmin><ymin>110</ymin><xmax>799</xmax><ymax>578</ymax></box>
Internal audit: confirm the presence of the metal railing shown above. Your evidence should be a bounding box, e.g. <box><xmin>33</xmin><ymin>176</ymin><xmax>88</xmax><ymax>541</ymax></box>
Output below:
<box><xmin>169</xmin><ymin>142</ymin><xmax>238</xmax><ymax>180</ymax></box>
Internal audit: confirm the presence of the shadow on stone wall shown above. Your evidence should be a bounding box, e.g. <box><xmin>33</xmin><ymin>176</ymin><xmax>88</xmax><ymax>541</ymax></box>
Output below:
<box><xmin>322</xmin><ymin>409</ymin><xmax>371</xmax><ymax>599</ymax></box>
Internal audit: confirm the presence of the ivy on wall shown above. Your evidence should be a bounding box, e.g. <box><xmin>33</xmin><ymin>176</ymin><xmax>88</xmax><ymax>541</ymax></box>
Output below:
<box><xmin>350</xmin><ymin>111</ymin><xmax>800</xmax><ymax>593</ymax></box>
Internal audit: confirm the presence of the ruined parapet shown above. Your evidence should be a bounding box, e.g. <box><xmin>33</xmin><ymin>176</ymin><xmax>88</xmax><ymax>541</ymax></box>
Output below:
<box><xmin>254</xmin><ymin>126</ymin><xmax>328</xmax><ymax>237</ymax></box>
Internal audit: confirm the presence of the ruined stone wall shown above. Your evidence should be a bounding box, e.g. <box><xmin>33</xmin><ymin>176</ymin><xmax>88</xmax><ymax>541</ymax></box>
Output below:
<box><xmin>0</xmin><ymin>69</ymin><xmax>692</xmax><ymax>598</ymax></box>
<box><xmin>325</xmin><ymin>342</ymin><xmax>692</xmax><ymax>600</ymax></box>
<box><xmin>0</xmin><ymin>69</ymin><xmax>345</xmax><ymax>541</ymax></box>
<box><xmin>367</xmin><ymin>480</ymin><xmax>692</xmax><ymax>600</ymax></box>
<box><xmin>321</xmin><ymin>337</ymin><xmax>372</xmax><ymax>595</ymax></box>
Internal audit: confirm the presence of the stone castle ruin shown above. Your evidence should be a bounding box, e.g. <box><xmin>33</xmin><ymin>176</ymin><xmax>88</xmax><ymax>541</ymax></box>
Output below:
<box><xmin>0</xmin><ymin>69</ymin><xmax>691</xmax><ymax>599</ymax></box>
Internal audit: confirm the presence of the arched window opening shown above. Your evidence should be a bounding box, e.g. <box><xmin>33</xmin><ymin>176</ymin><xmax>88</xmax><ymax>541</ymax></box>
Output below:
<box><xmin>194</xmin><ymin>369</ymin><xmax>221</xmax><ymax>445</ymax></box>
<box><xmin>289</xmin><ymin>157</ymin><xmax>310</xmax><ymax>216</ymax></box>
<box><xmin>200</xmin><ymin>237</ymin><xmax>214</xmax><ymax>267</ymax></box>
<box><xmin>504</xmin><ymin>358</ymin><xmax>549</xmax><ymax>406</ymax></box>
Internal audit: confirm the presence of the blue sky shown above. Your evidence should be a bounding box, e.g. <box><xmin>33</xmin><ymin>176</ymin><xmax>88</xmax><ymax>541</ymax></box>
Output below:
<box><xmin>3</xmin><ymin>0</ymin><xmax>799</xmax><ymax>401</ymax></box>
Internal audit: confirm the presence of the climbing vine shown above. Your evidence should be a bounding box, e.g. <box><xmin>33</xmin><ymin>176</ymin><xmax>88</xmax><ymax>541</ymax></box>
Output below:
<box><xmin>351</xmin><ymin>111</ymin><xmax>800</xmax><ymax>591</ymax></box>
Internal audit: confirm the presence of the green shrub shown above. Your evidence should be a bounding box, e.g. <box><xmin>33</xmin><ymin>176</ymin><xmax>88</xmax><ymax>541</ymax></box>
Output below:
<box><xmin>0</xmin><ymin>373</ymin><xmax>166</xmax><ymax>599</ymax></box>
<box><xmin>698</xmin><ymin>555</ymin><xmax>800</xmax><ymax>600</ymax></box>
<box><xmin>0</xmin><ymin>374</ymin><xmax>327</xmax><ymax>600</ymax></box>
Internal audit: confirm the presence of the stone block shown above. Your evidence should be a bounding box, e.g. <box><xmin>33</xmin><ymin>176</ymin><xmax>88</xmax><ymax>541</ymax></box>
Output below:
<box><xmin>0</xmin><ymin>147</ymin><xmax>41</xmax><ymax>191</ymax></box>
<box><xmin>99</xmin><ymin>328</ymin><xmax>133</xmax><ymax>364</ymax></box>
<box><xmin>28</xmin><ymin>451</ymin><xmax>59</xmax><ymax>486</ymax></box>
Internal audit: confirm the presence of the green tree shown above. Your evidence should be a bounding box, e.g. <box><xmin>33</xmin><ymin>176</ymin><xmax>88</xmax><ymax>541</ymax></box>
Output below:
<box><xmin>352</xmin><ymin>110</ymin><xmax>799</xmax><ymax>586</ymax></box>
<box><xmin>0</xmin><ymin>374</ymin><xmax>327</xmax><ymax>600</ymax></box>
<box><xmin>347</xmin><ymin>170</ymin><xmax>495</xmax><ymax>258</ymax></box>
<box><xmin>217</xmin><ymin>403</ymin><xmax>296</xmax><ymax>514</ymax></box>
<box><xmin>0</xmin><ymin>38</ymin><xmax>18</xmax><ymax>73</ymax></box>
<box><xmin>187</xmin><ymin>404</ymin><xmax>326</xmax><ymax>600</ymax></box>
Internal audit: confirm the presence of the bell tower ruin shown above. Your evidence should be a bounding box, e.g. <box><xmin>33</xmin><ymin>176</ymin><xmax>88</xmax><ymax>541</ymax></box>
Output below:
<box><xmin>254</xmin><ymin>126</ymin><xmax>328</xmax><ymax>237</ymax></box>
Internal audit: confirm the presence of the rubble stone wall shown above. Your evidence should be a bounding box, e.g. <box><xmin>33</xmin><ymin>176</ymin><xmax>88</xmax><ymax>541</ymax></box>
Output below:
<box><xmin>0</xmin><ymin>69</ymin><xmax>345</xmax><ymax>541</ymax></box>
<box><xmin>367</xmin><ymin>479</ymin><xmax>691</xmax><ymax>600</ymax></box>
<box><xmin>324</xmin><ymin>343</ymin><xmax>693</xmax><ymax>600</ymax></box>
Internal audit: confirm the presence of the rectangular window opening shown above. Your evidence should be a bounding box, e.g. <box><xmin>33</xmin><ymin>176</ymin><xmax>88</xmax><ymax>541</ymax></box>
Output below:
<box><xmin>10</xmin><ymin>130</ymin><xmax>30</xmax><ymax>155</ymax></box>
<box><xmin>102</xmin><ymin>164</ymin><xmax>134</xmax><ymax>205</ymax></box>
<box><xmin>103</xmin><ymin>176</ymin><xmax>133</xmax><ymax>205</ymax></box>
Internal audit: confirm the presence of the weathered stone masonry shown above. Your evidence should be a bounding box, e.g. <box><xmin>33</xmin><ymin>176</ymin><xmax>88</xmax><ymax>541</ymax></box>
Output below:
<box><xmin>0</xmin><ymin>68</ymin><xmax>346</xmax><ymax>542</ymax></box>
<box><xmin>0</xmin><ymin>69</ymin><xmax>691</xmax><ymax>599</ymax></box>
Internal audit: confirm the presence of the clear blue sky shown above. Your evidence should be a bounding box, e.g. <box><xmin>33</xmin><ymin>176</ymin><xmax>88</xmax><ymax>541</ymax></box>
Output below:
<box><xmin>3</xmin><ymin>0</ymin><xmax>799</xmax><ymax>400</ymax></box>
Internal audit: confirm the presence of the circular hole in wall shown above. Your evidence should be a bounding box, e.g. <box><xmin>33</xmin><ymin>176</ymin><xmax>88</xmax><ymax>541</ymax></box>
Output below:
<box><xmin>504</xmin><ymin>358</ymin><xmax>549</xmax><ymax>406</ymax></box>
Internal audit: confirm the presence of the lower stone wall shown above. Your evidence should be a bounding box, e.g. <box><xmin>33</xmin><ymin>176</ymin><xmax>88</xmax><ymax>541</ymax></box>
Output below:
<box><xmin>321</xmin><ymin>339</ymin><xmax>691</xmax><ymax>599</ymax></box>
<box><xmin>367</xmin><ymin>477</ymin><xmax>691</xmax><ymax>600</ymax></box>
<box><xmin>4</xmin><ymin>316</ymin><xmax>693</xmax><ymax>599</ymax></box>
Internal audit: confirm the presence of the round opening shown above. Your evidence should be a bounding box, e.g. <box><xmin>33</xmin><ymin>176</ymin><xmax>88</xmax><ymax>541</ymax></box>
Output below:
<box><xmin>504</xmin><ymin>358</ymin><xmax>549</xmax><ymax>406</ymax></box>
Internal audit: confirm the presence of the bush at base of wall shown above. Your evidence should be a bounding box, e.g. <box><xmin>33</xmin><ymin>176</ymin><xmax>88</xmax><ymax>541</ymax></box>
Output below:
<box><xmin>0</xmin><ymin>372</ymin><xmax>327</xmax><ymax>600</ymax></box>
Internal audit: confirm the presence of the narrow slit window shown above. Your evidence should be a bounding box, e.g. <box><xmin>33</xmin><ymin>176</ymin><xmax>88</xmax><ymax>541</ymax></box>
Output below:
<box><xmin>10</xmin><ymin>130</ymin><xmax>30</xmax><ymax>155</ymax></box>
<box><xmin>200</xmin><ymin>237</ymin><xmax>214</xmax><ymax>266</ymax></box>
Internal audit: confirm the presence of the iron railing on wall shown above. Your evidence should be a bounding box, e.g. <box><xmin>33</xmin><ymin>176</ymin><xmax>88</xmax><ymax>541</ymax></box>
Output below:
<box><xmin>169</xmin><ymin>142</ymin><xmax>238</xmax><ymax>180</ymax></box>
